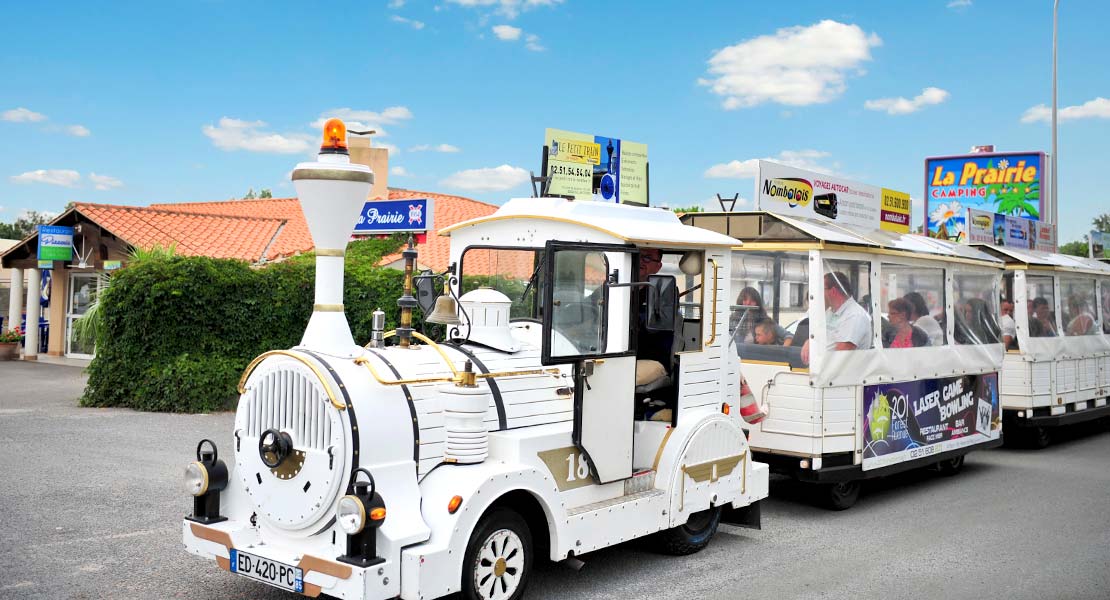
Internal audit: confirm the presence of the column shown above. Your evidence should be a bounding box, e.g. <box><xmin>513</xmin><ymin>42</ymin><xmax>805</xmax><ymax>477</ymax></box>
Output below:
<box><xmin>7</xmin><ymin>267</ymin><xmax>23</xmax><ymax>333</ymax></box>
<box><xmin>25</xmin><ymin>268</ymin><xmax>41</xmax><ymax>359</ymax></box>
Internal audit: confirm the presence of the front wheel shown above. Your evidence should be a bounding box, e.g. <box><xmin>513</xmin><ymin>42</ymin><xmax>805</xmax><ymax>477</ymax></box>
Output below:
<box><xmin>651</xmin><ymin>506</ymin><xmax>723</xmax><ymax>555</ymax></box>
<box><xmin>462</xmin><ymin>509</ymin><xmax>533</xmax><ymax>600</ymax></box>
<box><xmin>823</xmin><ymin>480</ymin><xmax>861</xmax><ymax>511</ymax></box>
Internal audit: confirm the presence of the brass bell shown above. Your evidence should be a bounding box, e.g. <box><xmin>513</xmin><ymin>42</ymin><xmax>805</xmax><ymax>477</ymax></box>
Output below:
<box><xmin>426</xmin><ymin>293</ymin><xmax>461</xmax><ymax>325</ymax></box>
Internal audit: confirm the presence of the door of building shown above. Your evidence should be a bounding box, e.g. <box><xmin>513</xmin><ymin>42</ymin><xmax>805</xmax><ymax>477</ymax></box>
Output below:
<box><xmin>66</xmin><ymin>272</ymin><xmax>102</xmax><ymax>358</ymax></box>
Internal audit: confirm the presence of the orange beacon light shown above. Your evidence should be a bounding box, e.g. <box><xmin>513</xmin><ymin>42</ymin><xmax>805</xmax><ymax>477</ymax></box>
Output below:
<box><xmin>321</xmin><ymin>118</ymin><xmax>348</xmax><ymax>154</ymax></box>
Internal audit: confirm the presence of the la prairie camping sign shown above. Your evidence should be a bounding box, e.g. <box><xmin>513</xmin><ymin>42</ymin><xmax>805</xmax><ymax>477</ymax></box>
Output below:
<box><xmin>353</xmin><ymin>199</ymin><xmax>434</xmax><ymax>234</ymax></box>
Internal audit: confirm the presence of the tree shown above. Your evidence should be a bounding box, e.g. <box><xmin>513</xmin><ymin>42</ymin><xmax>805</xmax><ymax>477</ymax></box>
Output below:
<box><xmin>243</xmin><ymin>188</ymin><xmax>256</xmax><ymax>200</ymax></box>
<box><xmin>668</xmin><ymin>205</ymin><xmax>703</xmax><ymax>214</ymax></box>
<box><xmin>0</xmin><ymin>210</ymin><xmax>53</xmax><ymax>240</ymax></box>
<box><xmin>259</xmin><ymin>188</ymin><xmax>272</xmax><ymax>198</ymax></box>
<box><xmin>1093</xmin><ymin>212</ymin><xmax>1110</xmax><ymax>233</ymax></box>
<box><xmin>1058</xmin><ymin>238</ymin><xmax>1088</xmax><ymax>257</ymax></box>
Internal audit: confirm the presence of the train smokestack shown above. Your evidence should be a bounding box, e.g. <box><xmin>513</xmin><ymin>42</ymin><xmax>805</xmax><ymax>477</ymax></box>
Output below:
<box><xmin>292</xmin><ymin>118</ymin><xmax>374</xmax><ymax>356</ymax></box>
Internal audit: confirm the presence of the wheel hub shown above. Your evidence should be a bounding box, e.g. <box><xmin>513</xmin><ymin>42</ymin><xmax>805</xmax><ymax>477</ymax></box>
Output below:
<box><xmin>493</xmin><ymin>558</ymin><xmax>507</xmax><ymax>578</ymax></box>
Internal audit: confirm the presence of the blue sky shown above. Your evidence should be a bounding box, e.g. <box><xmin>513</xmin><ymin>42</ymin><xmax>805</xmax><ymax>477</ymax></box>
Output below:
<box><xmin>2</xmin><ymin>0</ymin><xmax>1107</xmax><ymax>244</ymax></box>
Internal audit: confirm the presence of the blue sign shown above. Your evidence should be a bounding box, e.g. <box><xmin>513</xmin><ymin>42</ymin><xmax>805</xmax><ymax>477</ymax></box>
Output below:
<box><xmin>353</xmin><ymin>199</ymin><xmax>434</xmax><ymax>234</ymax></box>
<box><xmin>37</xmin><ymin>225</ymin><xmax>74</xmax><ymax>261</ymax></box>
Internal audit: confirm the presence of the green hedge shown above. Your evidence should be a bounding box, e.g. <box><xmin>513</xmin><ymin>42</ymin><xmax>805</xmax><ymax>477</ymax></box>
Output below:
<box><xmin>79</xmin><ymin>237</ymin><xmax>434</xmax><ymax>412</ymax></box>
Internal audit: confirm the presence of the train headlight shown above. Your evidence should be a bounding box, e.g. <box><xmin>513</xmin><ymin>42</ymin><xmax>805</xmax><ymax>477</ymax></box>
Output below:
<box><xmin>337</xmin><ymin>495</ymin><xmax>367</xmax><ymax>535</ymax></box>
<box><xmin>185</xmin><ymin>462</ymin><xmax>209</xmax><ymax>496</ymax></box>
<box><xmin>336</xmin><ymin>468</ymin><xmax>387</xmax><ymax>568</ymax></box>
<box><xmin>185</xmin><ymin>439</ymin><xmax>229</xmax><ymax>525</ymax></box>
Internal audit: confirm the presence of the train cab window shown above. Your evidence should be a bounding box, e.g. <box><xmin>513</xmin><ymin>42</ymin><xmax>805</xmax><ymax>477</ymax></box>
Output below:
<box><xmin>880</xmin><ymin>263</ymin><xmax>946</xmax><ymax>348</ymax></box>
<box><xmin>548</xmin><ymin>250</ymin><xmax>609</xmax><ymax>357</ymax></box>
<box><xmin>1060</xmin><ymin>277</ymin><xmax>1099</xmax><ymax>336</ymax></box>
<box><xmin>1026</xmin><ymin>275</ymin><xmax>1059</xmax><ymax>337</ymax></box>
<box><xmin>822</xmin><ymin>259</ymin><xmax>873</xmax><ymax>353</ymax></box>
<box><xmin>460</xmin><ymin>247</ymin><xmax>543</xmax><ymax>319</ymax></box>
<box><xmin>730</xmin><ymin>251</ymin><xmax>807</xmax><ymax>367</ymax></box>
<box><xmin>658</xmin><ymin>252</ymin><xmax>703</xmax><ymax>352</ymax></box>
<box><xmin>953</xmin><ymin>273</ymin><xmax>1002</xmax><ymax>345</ymax></box>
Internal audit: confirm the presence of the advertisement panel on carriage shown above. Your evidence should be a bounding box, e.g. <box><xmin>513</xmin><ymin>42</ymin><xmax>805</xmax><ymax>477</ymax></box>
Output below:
<box><xmin>754</xmin><ymin>161</ymin><xmax>910</xmax><ymax>233</ymax></box>
<box><xmin>924</xmin><ymin>152</ymin><xmax>1044</xmax><ymax>242</ymax></box>
<box><xmin>862</xmin><ymin>373</ymin><xmax>1001</xmax><ymax>470</ymax></box>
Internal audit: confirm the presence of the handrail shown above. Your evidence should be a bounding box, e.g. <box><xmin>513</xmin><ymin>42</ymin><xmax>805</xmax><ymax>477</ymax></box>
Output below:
<box><xmin>237</xmin><ymin>350</ymin><xmax>345</xmax><ymax>410</ymax></box>
<box><xmin>705</xmin><ymin>258</ymin><xmax>720</xmax><ymax>347</ymax></box>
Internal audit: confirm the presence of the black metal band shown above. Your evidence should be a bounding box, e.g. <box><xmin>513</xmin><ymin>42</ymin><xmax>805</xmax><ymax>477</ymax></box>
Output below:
<box><xmin>444</xmin><ymin>342</ymin><xmax>507</xmax><ymax>430</ymax></box>
<box><xmin>299</xmin><ymin>350</ymin><xmax>360</xmax><ymax>493</ymax></box>
<box><xmin>363</xmin><ymin>349</ymin><xmax>421</xmax><ymax>466</ymax></box>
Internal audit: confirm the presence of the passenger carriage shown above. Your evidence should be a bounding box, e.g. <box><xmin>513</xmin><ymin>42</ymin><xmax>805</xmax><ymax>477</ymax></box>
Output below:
<box><xmin>682</xmin><ymin>211</ymin><xmax>1007</xmax><ymax>509</ymax></box>
<box><xmin>180</xmin><ymin>120</ymin><xmax>768</xmax><ymax>600</ymax></box>
<box><xmin>972</xmin><ymin>245</ymin><xmax>1110</xmax><ymax>447</ymax></box>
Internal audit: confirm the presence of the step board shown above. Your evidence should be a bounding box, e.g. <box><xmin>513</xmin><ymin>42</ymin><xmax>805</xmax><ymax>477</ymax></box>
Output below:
<box><xmin>567</xmin><ymin>488</ymin><xmax>665</xmax><ymax>517</ymax></box>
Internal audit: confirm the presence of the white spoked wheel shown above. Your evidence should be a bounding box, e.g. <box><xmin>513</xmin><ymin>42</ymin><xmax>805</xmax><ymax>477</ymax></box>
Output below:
<box><xmin>463</xmin><ymin>509</ymin><xmax>532</xmax><ymax>600</ymax></box>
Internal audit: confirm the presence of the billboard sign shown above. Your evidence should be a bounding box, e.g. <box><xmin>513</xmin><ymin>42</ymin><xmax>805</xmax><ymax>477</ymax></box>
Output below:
<box><xmin>924</xmin><ymin>152</ymin><xmax>1044</xmax><ymax>241</ymax></box>
<box><xmin>1091</xmin><ymin>231</ymin><xmax>1109</xmax><ymax>259</ymax></box>
<box><xmin>37</xmin><ymin>225</ymin><xmax>73</xmax><ymax>261</ymax></box>
<box><xmin>754</xmin><ymin>161</ymin><xmax>910</xmax><ymax>233</ymax></box>
<box><xmin>1034</xmin><ymin>222</ymin><xmax>1056</xmax><ymax>253</ymax></box>
<box><xmin>543</xmin><ymin>128</ymin><xmax>648</xmax><ymax>205</ymax></box>
<box><xmin>1005</xmin><ymin>215</ymin><xmax>1033</xmax><ymax>250</ymax></box>
<box><xmin>862</xmin><ymin>373</ymin><xmax>1000</xmax><ymax>471</ymax></box>
<box><xmin>353</xmin><ymin>199</ymin><xmax>434</xmax><ymax>234</ymax></box>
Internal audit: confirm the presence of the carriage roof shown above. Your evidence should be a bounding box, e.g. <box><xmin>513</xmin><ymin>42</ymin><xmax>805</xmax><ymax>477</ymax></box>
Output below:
<box><xmin>972</xmin><ymin>244</ymin><xmax>1110</xmax><ymax>276</ymax></box>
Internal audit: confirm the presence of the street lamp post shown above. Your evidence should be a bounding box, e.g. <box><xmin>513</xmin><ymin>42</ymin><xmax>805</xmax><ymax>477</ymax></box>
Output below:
<box><xmin>1051</xmin><ymin>0</ymin><xmax>1059</xmax><ymax>232</ymax></box>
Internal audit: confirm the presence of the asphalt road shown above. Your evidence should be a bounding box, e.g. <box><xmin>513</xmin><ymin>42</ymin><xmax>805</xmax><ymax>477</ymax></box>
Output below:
<box><xmin>2</xmin><ymin>360</ymin><xmax>1108</xmax><ymax>600</ymax></box>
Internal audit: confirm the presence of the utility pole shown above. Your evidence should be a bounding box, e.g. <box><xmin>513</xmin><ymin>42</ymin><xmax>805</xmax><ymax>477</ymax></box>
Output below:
<box><xmin>1051</xmin><ymin>0</ymin><xmax>1059</xmax><ymax>230</ymax></box>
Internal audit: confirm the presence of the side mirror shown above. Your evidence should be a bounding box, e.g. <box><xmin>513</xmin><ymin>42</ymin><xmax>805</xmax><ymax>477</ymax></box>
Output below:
<box><xmin>647</xmin><ymin>275</ymin><xmax>678</xmax><ymax>332</ymax></box>
<box><xmin>414</xmin><ymin>273</ymin><xmax>441</xmax><ymax>315</ymax></box>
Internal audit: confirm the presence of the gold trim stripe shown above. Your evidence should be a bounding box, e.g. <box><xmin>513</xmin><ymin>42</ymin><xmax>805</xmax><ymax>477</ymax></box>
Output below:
<box><xmin>190</xmin><ymin>523</ymin><xmax>233</xmax><ymax>550</ymax></box>
<box><xmin>652</xmin><ymin>427</ymin><xmax>675</xmax><ymax>471</ymax></box>
<box><xmin>315</xmin><ymin>248</ymin><xmax>346</xmax><ymax>257</ymax></box>
<box><xmin>313</xmin><ymin>303</ymin><xmax>345</xmax><ymax>312</ymax></box>
<box><xmin>292</xmin><ymin>167</ymin><xmax>374</xmax><ymax>183</ymax></box>
<box><xmin>237</xmin><ymin>350</ymin><xmax>345</xmax><ymax>410</ymax></box>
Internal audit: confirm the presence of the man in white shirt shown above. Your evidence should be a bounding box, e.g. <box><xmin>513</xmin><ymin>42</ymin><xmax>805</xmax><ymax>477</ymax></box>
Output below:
<box><xmin>1000</xmin><ymin>298</ymin><xmax>1017</xmax><ymax>349</ymax></box>
<box><xmin>801</xmin><ymin>271</ymin><xmax>872</xmax><ymax>363</ymax></box>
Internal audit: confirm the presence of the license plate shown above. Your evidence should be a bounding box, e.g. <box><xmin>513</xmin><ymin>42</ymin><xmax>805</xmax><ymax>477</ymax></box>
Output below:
<box><xmin>230</xmin><ymin>549</ymin><xmax>304</xmax><ymax>594</ymax></box>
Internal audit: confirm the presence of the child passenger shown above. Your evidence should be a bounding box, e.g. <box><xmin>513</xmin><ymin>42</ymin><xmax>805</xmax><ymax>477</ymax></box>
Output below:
<box><xmin>753</xmin><ymin>318</ymin><xmax>783</xmax><ymax>345</ymax></box>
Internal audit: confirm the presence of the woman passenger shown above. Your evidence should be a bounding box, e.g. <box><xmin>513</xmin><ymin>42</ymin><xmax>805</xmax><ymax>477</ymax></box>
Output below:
<box><xmin>884</xmin><ymin>298</ymin><xmax>929</xmax><ymax>348</ymax></box>
<box><xmin>731</xmin><ymin>287</ymin><xmax>792</xmax><ymax>345</ymax></box>
<box><xmin>904</xmin><ymin>292</ymin><xmax>943</xmax><ymax>346</ymax></box>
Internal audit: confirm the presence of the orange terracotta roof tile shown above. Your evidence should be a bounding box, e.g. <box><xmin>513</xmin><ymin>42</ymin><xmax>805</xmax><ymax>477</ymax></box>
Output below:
<box><xmin>150</xmin><ymin>197</ymin><xmax>311</xmax><ymax>260</ymax></box>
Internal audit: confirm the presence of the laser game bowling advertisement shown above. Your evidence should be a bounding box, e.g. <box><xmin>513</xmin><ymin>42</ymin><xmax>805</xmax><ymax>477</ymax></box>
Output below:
<box><xmin>862</xmin><ymin>373</ymin><xmax>1001</xmax><ymax>470</ymax></box>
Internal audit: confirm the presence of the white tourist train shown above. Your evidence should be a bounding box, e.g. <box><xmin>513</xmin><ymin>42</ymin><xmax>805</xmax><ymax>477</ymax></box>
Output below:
<box><xmin>181</xmin><ymin>120</ymin><xmax>768</xmax><ymax>600</ymax></box>
<box><xmin>682</xmin><ymin>211</ymin><xmax>1008</xmax><ymax>509</ymax></box>
<box><xmin>972</xmin><ymin>244</ymin><xmax>1110</xmax><ymax>447</ymax></box>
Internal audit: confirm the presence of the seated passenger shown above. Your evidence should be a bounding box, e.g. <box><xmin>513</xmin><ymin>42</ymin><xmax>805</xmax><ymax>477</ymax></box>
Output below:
<box><xmin>1029</xmin><ymin>297</ymin><xmax>1058</xmax><ymax>337</ymax></box>
<box><xmin>1000</xmin><ymin>298</ymin><xmax>1018</xmax><ymax>349</ymax></box>
<box><xmin>731</xmin><ymin>287</ymin><xmax>792</xmax><ymax>346</ymax></box>
<box><xmin>636</xmin><ymin>248</ymin><xmax>674</xmax><ymax>369</ymax></box>
<box><xmin>1065</xmin><ymin>294</ymin><xmax>1097</xmax><ymax>335</ymax></box>
<box><xmin>801</xmin><ymin>271</ymin><xmax>872</xmax><ymax>364</ymax></box>
<box><xmin>904</xmin><ymin>292</ymin><xmax>943</xmax><ymax>346</ymax></box>
<box><xmin>884</xmin><ymin>298</ymin><xmax>929</xmax><ymax>348</ymax></box>
<box><xmin>753</xmin><ymin>318</ymin><xmax>783</xmax><ymax>345</ymax></box>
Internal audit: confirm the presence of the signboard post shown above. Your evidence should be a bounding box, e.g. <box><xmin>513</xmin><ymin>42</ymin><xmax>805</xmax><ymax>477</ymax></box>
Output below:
<box><xmin>352</xmin><ymin>199</ymin><xmax>434</xmax><ymax>234</ymax></box>
<box><xmin>754</xmin><ymin>161</ymin><xmax>910</xmax><ymax>233</ymax></box>
<box><xmin>37</xmin><ymin>225</ymin><xmax>74</xmax><ymax>262</ymax></box>
<box><xmin>924</xmin><ymin>152</ymin><xmax>1045</xmax><ymax>242</ymax></box>
<box><xmin>543</xmin><ymin>128</ymin><xmax>648</xmax><ymax>206</ymax></box>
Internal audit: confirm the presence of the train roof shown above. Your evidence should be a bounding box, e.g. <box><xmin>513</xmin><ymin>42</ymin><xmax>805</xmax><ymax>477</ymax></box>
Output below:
<box><xmin>681</xmin><ymin>211</ymin><xmax>1004</xmax><ymax>266</ymax></box>
<box><xmin>972</xmin><ymin>244</ymin><xmax>1110</xmax><ymax>276</ymax></box>
<box><xmin>441</xmin><ymin>197</ymin><xmax>743</xmax><ymax>248</ymax></box>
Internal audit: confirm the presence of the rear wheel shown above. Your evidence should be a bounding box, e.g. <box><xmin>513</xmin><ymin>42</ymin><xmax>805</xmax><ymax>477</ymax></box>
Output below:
<box><xmin>1027</xmin><ymin>426</ymin><xmax>1052</xmax><ymax>449</ymax></box>
<box><xmin>652</xmin><ymin>506</ymin><xmax>722</xmax><ymax>555</ymax></box>
<box><xmin>935</xmin><ymin>454</ymin><xmax>965</xmax><ymax>476</ymax></box>
<box><xmin>462</xmin><ymin>509</ymin><xmax>532</xmax><ymax>600</ymax></box>
<box><xmin>823</xmin><ymin>480</ymin><xmax>861</xmax><ymax>511</ymax></box>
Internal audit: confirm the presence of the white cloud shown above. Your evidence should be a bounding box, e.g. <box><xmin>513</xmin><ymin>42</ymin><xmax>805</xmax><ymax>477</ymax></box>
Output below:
<box><xmin>864</xmin><ymin>87</ymin><xmax>950</xmax><ymax>115</ymax></box>
<box><xmin>390</xmin><ymin>15</ymin><xmax>425</xmax><ymax>29</ymax></box>
<box><xmin>390</xmin><ymin>166</ymin><xmax>410</xmax><ymax>176</ymax></box>
<box><xmin>388</xmin><ymin>0</ymin><xmax>406</xmax><ymax>7</ymax></box>
<box><xmin>705</xmin><ymin>150</ymin><xmax>836</xmax><ymax>179</ymax></box>
<box><xmin>89</xmin><ymin>173</ymin><xmax>123</xmax><ymax>190</ymax></box>
<box><xmin>1021</xmin><ymin>97</ymin><xmax>1110</xmax><ymax>124</ymax></box>
<box><xmin>442</xmin><ymin>164</ymin><xmax>530</xmax><ymax>192</ymax></box>
<box><xmin>311</xmin><ymin>106</ymin><xmax>413</xmax><ymax>133</ymax></box>
<box><xmin>202</xmin><ymin>118</ymin><xmax>313</xmax><ymax>154</ymax></box>
<box><xmin>10</xmin><ymin>169</ymin><xmax>81</xmax><ymax>187</ymax></box>
<box><xmin>947</xmin><ymin>0</ymin><xmax>972</xmax><ymax>9</ymax></box>
<box><xmin>410</xmin><ymin>143</ymin><xmax>460</xmax><ymax>153</ymax></box>
<box><xmin>492</xmin><ymin>25</ymin><xmax>522</xmax><ymax>40</ymax></box>
<box><xmin>449</xmin><ymin>0</ymin><xmax>562</xmax><ymax>19</ymax></box>
<box><xmin>65</xmin><ymin>124</ymin><xmax>91</xmax><ymax>137</ymax></box>
<box><xmin>2</xmin><ymin>107</ymin><xmax>47</xmax><ymax>122</ymax></box>
<box><xmin>376</xmin><ymin>141</ymin><xmax>401</xmax><ymax>155</ymax></box>
<box><xmin>524</xmin><ymin>33</ymin><xmax>544</xmax><ymax>52</ymax></box>
<box><xmin>699</xmin><ymin>20</ymin><xmax>882</xmax><ymax>109</ymax></box>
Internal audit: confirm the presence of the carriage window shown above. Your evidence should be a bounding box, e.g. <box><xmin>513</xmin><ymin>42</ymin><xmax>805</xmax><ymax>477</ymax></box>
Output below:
<box><xmin>880</xmin><ymin>263</ymin><xmax>946</xmax><ymax>348</ymax></box>
<box><xmin>953</xmin><ymin>273</ymin><xmax>1001</xmax><ymax>345</ymax></box>
<box><xmin>729</xmin><ymin>251</ymin><xmax>808</xmax><ymax>367</ymax></box>
<box><xmin>1025</xmin><ymin>274</ymin><xmax>1058</xmax><ymax>337</ymax></box>
<box><xmin>1001</xmin><ymin>273</ymin><xmax>1018</xmax><ymax>349</ymax></box>
<box><xmin>461</xmin><ymin>248</ymin><xmax>543</xmax><ymax>319</ymax></box>
<box><xmin>822</xmin><ymin>259</ymin><xmax>873</xmax><ymax>352</ymax></box>
<box><xmin>1060</xmin><ymin>277</ymin><xmax>1099</xmax><ymax>336</ymax></box>
<box><xmin>1102</xmin><ymin>278</ymin><xmax>1110</xmax><ymax>335</ymax></box>
<box><xmin>548</xmin><ymin>250</ymin><xmax>608</xmax><ymax>358</ymax></box>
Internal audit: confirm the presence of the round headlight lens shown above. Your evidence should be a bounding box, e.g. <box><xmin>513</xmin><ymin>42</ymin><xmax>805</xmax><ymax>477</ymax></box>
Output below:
<box><xmin>185</xmin><ymin>461</ymin><xmax>209</xmax><ymax>497</ymax></box>
<box><xmin>337</xmin><ymin>495</ymin><xmax>366</xmax><ymax>535</ymax></box>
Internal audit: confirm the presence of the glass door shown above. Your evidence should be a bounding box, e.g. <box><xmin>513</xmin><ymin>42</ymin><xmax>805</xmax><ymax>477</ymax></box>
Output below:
<box><xmin>66</xmin><ymin>272</ymin><xmax>102</xmax><ymax>358</ymax></box>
